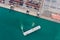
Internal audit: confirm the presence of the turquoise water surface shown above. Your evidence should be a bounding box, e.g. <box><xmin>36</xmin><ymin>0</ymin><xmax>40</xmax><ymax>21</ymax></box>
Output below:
<box><xmin>0</xmin><ymin>7</ymin><xmax>60</xmax><ymax>40</ymax></box>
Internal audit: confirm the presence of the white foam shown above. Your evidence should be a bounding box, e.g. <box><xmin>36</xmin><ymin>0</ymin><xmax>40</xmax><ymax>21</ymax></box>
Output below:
<box><xmin>32</xmin><ymin>22</ymin><xmax>35</xmax><ymax>27</ymax></box>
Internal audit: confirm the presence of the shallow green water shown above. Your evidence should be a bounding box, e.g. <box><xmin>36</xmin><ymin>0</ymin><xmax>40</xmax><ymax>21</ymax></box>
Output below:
<box><xmin>0</xmin><ymin>7</ymin><xmax>60</xmax><ymax>40</ymax></box>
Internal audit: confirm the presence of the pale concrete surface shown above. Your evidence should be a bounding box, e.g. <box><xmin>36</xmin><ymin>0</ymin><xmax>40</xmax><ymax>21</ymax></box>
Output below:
<box><xmin>0</xmin><ymin>3</ymin><xmax>60</xmax><ymax>23</ymax></box>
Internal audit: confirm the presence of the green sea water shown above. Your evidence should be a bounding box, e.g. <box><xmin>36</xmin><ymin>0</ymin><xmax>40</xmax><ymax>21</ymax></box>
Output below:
<box><xmin>0</xmin><ymin>7</ymin><xmax>60</xmax><ymax>40</ymax></box>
